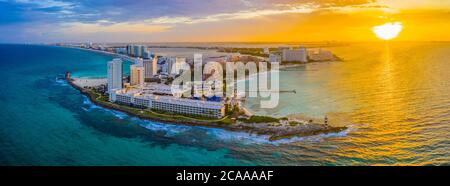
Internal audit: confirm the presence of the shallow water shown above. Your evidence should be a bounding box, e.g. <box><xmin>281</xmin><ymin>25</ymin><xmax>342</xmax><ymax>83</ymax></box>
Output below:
<box><xmin>245</xmin><ymin>42</ymin><xmax>450</xmax><ymax>165</ymax></box>
<box><xmin>0</xmin><ymin>43</ymin><xmax>448</xmax><ymax>165</ymax></box>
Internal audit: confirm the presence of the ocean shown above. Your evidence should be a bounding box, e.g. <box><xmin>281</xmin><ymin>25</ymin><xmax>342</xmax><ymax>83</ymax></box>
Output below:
<box><xmin>0</xmin><ymin>43</ymin><xmax>448</xmax><ymax>165</ymax></box>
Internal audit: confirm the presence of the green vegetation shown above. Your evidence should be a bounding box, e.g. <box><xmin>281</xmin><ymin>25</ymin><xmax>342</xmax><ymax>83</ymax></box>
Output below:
<box><xmin>289</xmin><ymin>121</ymin><xmax>301</xmax><ymax>126</ymax></box>
<box><xmin>239</xmin><ymin>115</ymin><xmax>280</xmax><ymax>123</ymax></box>
<box><xmin>218</xmin><ymin>48</ymin><xmax>269</xmax><ymax>58</ymax></box>
<box><xmin>217</xmin><ymin>117</ymin><xmax>233</xmax><ymax>125</ymax></box>
<box><xmin>281</xmin><ymin>61</ymin><xmax>308</xmax><ymax>65</ymax></box>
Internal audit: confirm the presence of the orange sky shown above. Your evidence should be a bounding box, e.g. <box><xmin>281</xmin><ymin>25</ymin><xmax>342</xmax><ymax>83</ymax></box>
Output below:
<box><xmin>168</xmin><ymin>0</ymin><xmax>450</xmax><ymax>42</ymax></box>
<box><xmin>116</xmin><ymin>0</ymin><xmax>450</xmax><ymax>42</ymax></box>
<box><xmin>2</xmin><ymin>0</ymin><xmax>449</xmax><ymax>42</ymax></box>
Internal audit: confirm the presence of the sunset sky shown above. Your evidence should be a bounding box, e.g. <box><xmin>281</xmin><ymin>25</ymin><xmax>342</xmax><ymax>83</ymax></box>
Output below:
<box><xmin>0</xmin><ymin>0</ymin><xmax>449</xmax><ymax>43</ymax></box>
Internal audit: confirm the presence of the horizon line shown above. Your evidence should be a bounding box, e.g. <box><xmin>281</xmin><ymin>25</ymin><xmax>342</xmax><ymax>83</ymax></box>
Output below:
<box><xmin>2</xmin><ymin>40</ymin><xmax>450</xmax><ymax>45</ymax></box>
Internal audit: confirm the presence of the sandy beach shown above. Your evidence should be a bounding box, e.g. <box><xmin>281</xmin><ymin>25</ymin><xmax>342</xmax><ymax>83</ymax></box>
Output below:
<box><xmin>72</xmin><ymin>78</ymin><xmax>107</xmax><ymax>88</ymax></box>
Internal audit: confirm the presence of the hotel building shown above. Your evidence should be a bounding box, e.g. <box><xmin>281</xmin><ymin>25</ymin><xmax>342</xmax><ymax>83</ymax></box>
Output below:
<box><xmin>130</xmin><ymin>64</ymin><xmax>145</xmax><ymax>86</ymax></box>
<box><xmin>107</xmin><ymin>58</ymin><xmax>123</xmax><ymax>95</ymax></box>
<box><xmin>152</xmin><ymin>96</ymin><xmax>224</xmax><ymax>118</ymax></box>
<box><xmin>110</xmin><ymin>88</ymin><xmax>225</xmax><ymax>118</ymax></box>
<box><xmin>269</xmin><ymin>54</ymin><xmax>281</xmax><ymax>63</ymax></box>
<box><xmin>308</xmin><ymin>48</ymin><xmax>334</xmax><ymax>61</ymax></box>
<box><xmin>166</xmin><ymin>57</ymin><xmax>175</xmax><ymax>75</ymax></box>
<box><xmin>126</xmin><ymin>45</ymin><xmax>149</xmax><ymax>59</ymax></box>
<box><xmin>175</xmin><ymin>57</ymin><xmax>187</xmax><ymax>74</ymax></box>
<box><xmin>282</xmin><ymin>46</ymin><xmax>307</xmax><ymax>62</ymax></box>
<box><xmin>143</xmin><ymin>58</ymin><xmax>157</xmax><ymax>79</ymax></box>
<box><xmin>192</xmin><ymin>81</ymin><xmax>222</xmax><ymax>98</ymax></box>
<box><xmin>193</xmin><ymin>53</ymin><xmax>203</xmax><ymax>81</ymax></box>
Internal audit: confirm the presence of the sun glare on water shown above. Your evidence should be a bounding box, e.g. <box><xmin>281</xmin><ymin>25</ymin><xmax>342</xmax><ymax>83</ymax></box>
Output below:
<box><xmin>372</xmin><ymin>22</ymin><xmax>403</xmax><ymax>40</ymax></box>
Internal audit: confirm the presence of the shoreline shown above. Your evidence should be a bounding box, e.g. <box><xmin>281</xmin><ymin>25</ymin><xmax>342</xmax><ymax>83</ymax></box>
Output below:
<box><xmin>67</xmin><ymin>77</ymin><xmax>347</xmax><ymax>141</ymax></box>
<box><xmin>61</xmin><ymin>46</ymin><xmax>137</xmax><ymax>63</ymax></box>
<box><xmin>60</xmin><ymin>45</ymin><xmax>342</xmax><ymax>65</ymax></box>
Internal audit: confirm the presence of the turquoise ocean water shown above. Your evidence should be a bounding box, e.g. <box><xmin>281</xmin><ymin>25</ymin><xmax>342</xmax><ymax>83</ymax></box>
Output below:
<box><xmin>0</xmin><ymin>43</ymin><xmax>448</xmax><ymax>165</ymax></box>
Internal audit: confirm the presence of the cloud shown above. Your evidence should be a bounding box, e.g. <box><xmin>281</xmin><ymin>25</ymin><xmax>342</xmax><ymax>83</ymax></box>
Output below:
<box><xmin>144</xmin><ymin>4</ymin><xmax>317</xmax><ymax>25</ymax></box>
<box><xmin>13</xmin><ymin>0</ymin><xmax>75</xmax><ymax>9</ymax></box>
<box><xmin>2</xmin><ymin>0</ymin><xmax>381</xmax><ymax>24</ymax></box>
<box><xmin>7</xmin><ymin>0</ymin><xmax>428</xmax><ymax>43</ymax></box>
<box><xmin>58</xmin><ymin>22</ymin><xmax>171</xmax><ymax>34</ymax></box>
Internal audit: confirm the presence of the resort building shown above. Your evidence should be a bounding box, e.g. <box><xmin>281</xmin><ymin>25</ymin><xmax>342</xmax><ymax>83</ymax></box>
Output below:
<box><xmin>107</xmin><ymin>58</ymin><xmax>123</xmax><ymax>94</ymax></box>
<box><xmin>282</xmin><ymin>46</ymin><xmax>307</xmax><ymax>62</ymax></box>
<box><xmin>110</xmin><ymin>88</ymin><xmax>152</xmax><ymax>108</ymax></box>
<box><xmin>175</xmin><ymin>57</ymin><xmax>187</xmax><ymax>74</ymax></box>
<box><xmin>126</xmin><ymin>45</ymin><xmax>149</xmax><ymax>59</ymax></box>
<box><xmin>193</xmin><ymin>81</ymin><xmax>207</xmax><ymax>97</ymax></box>
<box><xmin>191</xmin><ymin>81</ymin><xmax>221</xmax><ymax>97</ymax></box>
<box><xmin>194</xmin><ymin>53</ymin><xmax>203</xmax><ymax>65</ymax></box>
<box><xmin>115</xmin><ymin>47</ymin><xmax>127</xmax><ymax>54</ymax></box>
<box><xmin>269</xmin><ymin>54</ymin><xmax>281</xmax><ymax>63</ymax></box>
<box><xmin>130</xmin><ymin>64</ymin><xmax>145</xmax><ymax>86</ymax></box>
<box><xmin>109</xmin><ymin>87</ymin><xmax>225</xmax><ymax>118</ymax></box>
<box><xmin>133</xmin><ymin>96</ymin><xmax>152</xmax><ymax>108</ymax></box>
<box><xmin>143</xmin><ymin>58</ymin><xmax>157</xmax><ymax>79</ymax></box>
<box><xmin>142</xmin><ymin>83</ymin><xmax>189</xmax><ymax>97</ymax></box>
<box><xmin>112</xmin><ymin>92</ymin><xmax>133</xmax><ymax>105</ymax></box>
<box><xmin>143</xmin><ymin>83</ymin><xmax>175</xmax><ymax>95</ymax></box>
<box><xmin>152</xmin><ymin>96</ymin><xmax>225</xmax><ymax>118</ymax></box>
<box><xmin>308</xmin><ymin>49</ymin><xmax>334</xmax><ymax>61</ymax></box>
<box><xmin>126</xmin><ymin>45</ymin><xmax>134</xmax><ymax>56</ymax></box>
<box><xmin>166</xmin><ymin>57</ymin><xmax>175</xmax><ymax>75</ymax></box>
<box><xmin>193</xmin><ymin>53</ymin><xmax>203</xmax><ymax>85</ymax></box>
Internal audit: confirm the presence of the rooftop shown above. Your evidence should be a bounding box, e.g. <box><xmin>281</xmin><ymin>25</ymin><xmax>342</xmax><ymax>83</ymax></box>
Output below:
<box><xmin>114</xmin><ymin>85</ymin><xmax>224</xmax><ymax>109</ymax></box>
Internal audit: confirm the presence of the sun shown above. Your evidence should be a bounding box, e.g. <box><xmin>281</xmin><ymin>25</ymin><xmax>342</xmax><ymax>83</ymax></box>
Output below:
<box><xmin>372</xmin><ymin>22</ymin><xmax>403</xmax><ymax>40</ymax></box>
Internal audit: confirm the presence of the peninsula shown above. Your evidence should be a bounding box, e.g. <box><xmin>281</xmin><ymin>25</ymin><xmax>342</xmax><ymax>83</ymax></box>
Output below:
<box><xmin>66</xmin><ymin>76</ymin><xmax>346</xmax><ymax>141</ymax></box>
<box><xmin>60</xmin><ymin>43</ymin><xmax>347</xmax><ymax>141</ymax></box>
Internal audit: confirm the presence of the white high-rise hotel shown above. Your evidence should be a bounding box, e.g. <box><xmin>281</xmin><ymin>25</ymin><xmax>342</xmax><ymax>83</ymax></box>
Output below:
<box><xmin>126</xmin><ymin>45</ymin><xmax>150</xmax><ymax>59</ymax></box>
<box><xmin>175</xmin><ymin>57</ymin><xmax>187</xmax><ymax>74</ymax></box>
<box><xmin>107</xmin><ymin>58</ymin><xmax>123</xmax><ymax>97</ymax></box>
<box><xmin>193</xmin><ymin>53</ymin><xmax>202</xmax><ymax>80</ymax></box>
<box><xmin>143</xmin><ymin>57</ymin><xmax>157</xmax><ymax>79</ymax></box>
<box><xmin>166</xmin><ymin>57</ymin><xmax>175</xmax><ymax>75</ymax></box>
